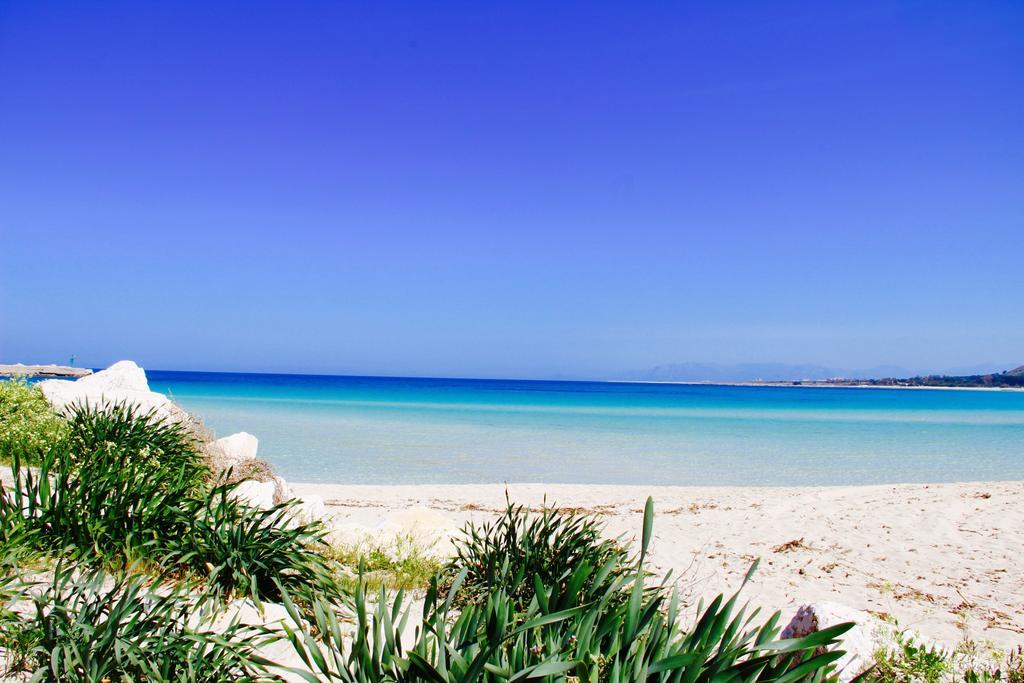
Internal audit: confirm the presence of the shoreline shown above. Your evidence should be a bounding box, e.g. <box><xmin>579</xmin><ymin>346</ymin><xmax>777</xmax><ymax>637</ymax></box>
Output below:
<box><xmin>289</xmin><ymin>479</ymin><xmax>1024</xmax><ymax>650</ymax></box>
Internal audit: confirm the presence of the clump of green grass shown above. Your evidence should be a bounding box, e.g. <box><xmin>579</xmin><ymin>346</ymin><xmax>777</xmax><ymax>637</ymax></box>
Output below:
<box><xmin>167</xmin><ymin>485</ymin><xmax>345</xmax><ymax>606</ymax></box>
<box><xmin>64</xmin><ymin>400</ymin><xmax>209</xmax><ymax>488</ymax></box>
<box><xmin>0</xmin><ymin>378</ymin><xmax>69</xmax><ymax>464</ymax></box>
<box><xmin>0</xmin><ymin>402</ymin><xmax>345</xmax><ymax>607</ymax></box>
<box><xmin>323</xmin><ymin>532</ymin><xmax>443</xmax><ymax>593</ymax></box>
<box><xmin>1</xmin><ymin>564</ymin><xmax>275</xmax><ymax>682</ymax></box>
<box><xmin>439</xmin><ymin>496</ymin><xmax>631</xmax><ymax>611</ymax></box>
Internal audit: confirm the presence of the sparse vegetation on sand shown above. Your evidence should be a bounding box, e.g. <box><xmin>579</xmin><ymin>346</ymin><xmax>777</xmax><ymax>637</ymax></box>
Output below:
<box><xmin>324</xmin><ymin>532</ymin><xmax>443</xmax><ymax>593</ymax></box>
<box><xmin>868</xmin><ymin>626</ymin><xmax>1024</xmax><ymax>683</ymax></box>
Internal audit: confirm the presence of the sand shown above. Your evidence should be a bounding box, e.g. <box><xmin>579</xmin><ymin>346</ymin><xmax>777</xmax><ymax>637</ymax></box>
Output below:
<box><xmin>289</xmin><ymin>479</ymin><xmax>1024</xmax><ymax>649</ymax></box>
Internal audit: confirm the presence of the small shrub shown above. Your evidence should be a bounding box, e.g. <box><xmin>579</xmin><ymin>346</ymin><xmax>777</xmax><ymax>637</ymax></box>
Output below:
<box><xmin>0</xmin><ymin>378</ymin><xmax>68</xmax><ymax>464</ymax></box>
<box><xmin>440</xmin><ymin>496</ymin><xmax>631</xmax><ymax>610</ymax></box>
<box><xmin>167</xmin><ymin>485</ymin><xmax>345</xmax><ymax>606</ymax></box>
<box><xmin>64</xmin><ymin>400</ymin><xmax>209</xmax><ymax>492</ymax></box>
<box><xmin>873</xmin><ymin>632</ymin><xmax>949</xmax><ymax>683</ymax></box>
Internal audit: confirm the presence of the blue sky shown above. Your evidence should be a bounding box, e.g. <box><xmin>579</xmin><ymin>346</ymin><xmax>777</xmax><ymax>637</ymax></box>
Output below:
<box><xmin>1</xmin><ymin>1</ymin><xmax>1022</xmax><ymax>378</ymax></box>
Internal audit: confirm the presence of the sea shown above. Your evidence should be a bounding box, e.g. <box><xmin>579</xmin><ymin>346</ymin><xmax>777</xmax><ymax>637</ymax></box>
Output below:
<box><xmin>138</xmin><ymin>371</ymin><xmax>1024</xmax><ymax>486</ymax></box>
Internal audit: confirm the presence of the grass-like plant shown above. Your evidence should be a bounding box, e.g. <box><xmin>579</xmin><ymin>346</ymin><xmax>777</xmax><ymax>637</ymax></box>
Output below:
<box><xmin>440</xmin><ymin>496</ymin><xmax>631</xmax><ymax>611</ymax></box>
<box><xmin>64</xmin><ymin>400</ymin><xmax>209</xmax><ymax>491</ymax></box>
<box><xmin>285</xmin><ymin>498</ymin><xmax>854</xmax><ymax>683</ymax></box>
<box><xmin>0</xmin><ymin>402</ymin><xmax>346</xmax><ymax>607</ymax></box>
<box><xmin>2</xmin><ymin>439</ymin><xmax>196</xmax><ymax>571</ymax></box>
<box><xmin>1</xmin><ymin>564</ymin><xmax>276</xmax><ymax>682</ymax></box>
<box><xmin>0</xmin><ymin>378</ymin><xmax>69</xmax><ymax>464</ymax></box>
<box><xmin>167</xmin><ymin>484</ymin><xmax>345</xmax><ymax>606</ymax></box>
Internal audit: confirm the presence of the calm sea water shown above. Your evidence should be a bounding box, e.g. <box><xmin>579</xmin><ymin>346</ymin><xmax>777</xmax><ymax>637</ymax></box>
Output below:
<box><xmin>146</xmin><ymin>371</ymin><xmax>1024</xmax><ymax>486</ymax></box>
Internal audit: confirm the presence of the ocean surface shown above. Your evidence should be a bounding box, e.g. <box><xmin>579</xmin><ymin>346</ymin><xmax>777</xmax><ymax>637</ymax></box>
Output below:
<box><xmin>144</xmin><ymin>371</ymin><xmax>1024</xmax><ymax>486</ymax></box>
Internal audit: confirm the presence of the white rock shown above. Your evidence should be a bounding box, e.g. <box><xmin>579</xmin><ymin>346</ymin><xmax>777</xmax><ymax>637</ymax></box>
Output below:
<box><xmin>76</xmin><ymin>360</ymin><xmax>149</xmax><ymax>392</ymax></box>
<box><xmin>37</xmin><ymin>360</ymin><xmax>184</xmax><ymax>423</ymax></box>
<box><xmin>782</xmin><ymin>602</ymin><xmax>883</xmax><ymax>683</ymax></box>
<box><xmin>214</xmin><ymin>432</ymin><xmax>259</xmax><ymax>462</ymax></box>
<box><xmin>295</xmin><ymin>495</ymin><xmax>327</xmax><ymax>523</ymax></box>
<box><xmin>231</xmin><ymin>480</ymin><xmax>277</xmax><ymax>510</ymax></box>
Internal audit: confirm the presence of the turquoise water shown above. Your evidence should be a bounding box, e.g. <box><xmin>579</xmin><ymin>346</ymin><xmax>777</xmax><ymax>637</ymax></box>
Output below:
<box><xmin>146</xmin><ymin>371</ymin><xmax>1024</xmax><ymax>486</ymax></box>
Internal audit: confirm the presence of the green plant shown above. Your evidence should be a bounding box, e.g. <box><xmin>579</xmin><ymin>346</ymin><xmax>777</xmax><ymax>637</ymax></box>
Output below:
<box><xmin>0</xmin><ymin>378</ymin><xmax>69</xmax><ymax>464</ymax></box>
<box><xmin>64</xmin><ymin>400</ymin><xmax>209</xmax><ymax>492</ymax></box>
<box><xmin>873</xmin><ymin>632</ymin><xmax>949</xmax><ymax>683</ymax></box>
<box><xmin>1</xmin><ymin>439</ymin><xmax>198</xmax><ymax>572</ymax></box>
<box><xmin>284</xmin><ymin>498</ymin><xmax>853</xmax><ymax>683</ymax></box>
<box><xmin>947</xmin><ymin>644</ymin><xmax>1024</xmax><ymax>683</ymax></box>
<box><xmin>0</xmin><ymin>404</ymin><xmax>345</xmax><ymax>607</ymax></box>
<box><xmin>166</xmin><ymin>484</ymin><xmax>346</xmax><ymax>606</ymax></box>
<box><xmin>2</xmin><ymin>564</ymin><xmax>276</xmax><ymax>682</ymax></box>
<box><xmin>324</xmin><ymin>533</ymin><xmax>443</xmax><ymax>593</ymax></box>
<box><xmin>440</xmin><ymin>496</ymin><xmax>631</xmax><ymax>611</ymax></box>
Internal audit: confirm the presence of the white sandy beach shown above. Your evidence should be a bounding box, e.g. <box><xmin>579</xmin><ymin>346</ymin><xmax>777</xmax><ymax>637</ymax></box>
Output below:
<box><xmin>290</xmin><ymin>479</ymin><xmax>1024</xmax><ymax>650</ymax></box>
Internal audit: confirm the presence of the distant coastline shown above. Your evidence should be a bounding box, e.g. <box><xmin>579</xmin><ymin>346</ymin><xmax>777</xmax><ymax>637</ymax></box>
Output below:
<box><xmin>618</xmin><ymin>365</ymin><xmax>1024</xmax><ymax>390</ymax></box>
<box><xmin>617</xmin><ymin>379</ymin><xmax>1024</xmax><ymax>391</ymax></box>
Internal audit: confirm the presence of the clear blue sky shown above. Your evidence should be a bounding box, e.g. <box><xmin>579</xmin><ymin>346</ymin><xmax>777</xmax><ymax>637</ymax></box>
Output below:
<box><xmin>1</xmin><ymin>1</ymin><xmax>1021</xmax><ymax>378</ymax></box>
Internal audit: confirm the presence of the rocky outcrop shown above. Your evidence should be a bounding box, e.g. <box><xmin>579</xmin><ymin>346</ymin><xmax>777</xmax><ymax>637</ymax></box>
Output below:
<box><xmin>783</xmin><ymin>602</ymin><xmax>885</xmax><ymax>682</ymax></box>
<box><xmin>0</xmin><ymin>363</ymin><xmax>92</xmax><ymax>378</ymax></box>
<box><xmin>37</xmin><ymin>360</ymin><xmax>186</xmax><ymax>423</ymax></box>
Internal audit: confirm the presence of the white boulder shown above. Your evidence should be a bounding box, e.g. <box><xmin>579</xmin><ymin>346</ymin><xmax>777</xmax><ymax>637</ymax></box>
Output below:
<box><xmin>294</xmin><ymin>494</ymin><xmax>328</xmax><ymax>523</ymax></box>
<box><xmin>214</xmin><ymin>432</ymin><xmax>259</xmax><ymax>462</ymax></box>
<box><xmin>782</xmin><ymin>602</ymin><xmax>883</xmax><ymax>683</ymax></box>
<box><xmin>38</xmin><ymin>360</ymin><xmax>183</xmax><ymax>423</ymax></box>
<box><xmin>76</xmin><ymin>360</ymin><xmax>149</xmax><ymax>392</ymax></box>
<box><xmin>231</xmin><ymin>480</ymin><xmax>277</xmax><ymax>510</ymax></box>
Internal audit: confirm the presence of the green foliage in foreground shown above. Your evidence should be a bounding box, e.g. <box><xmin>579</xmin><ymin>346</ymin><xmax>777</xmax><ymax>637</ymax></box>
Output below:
<box><xmin>440</xmin><ymin>497</ymin><xmax>631</xmax><ymax>612</ymax></box>
<box><xmin>286</xmin><ymin>499</ymin><xmax>854</xmax><ymax>683</ymax></box>
<box><xmin>0</xmin><ymin>402</ymin><xmax>345</xmax><ymax>607</ymax></box>
<box><xmin>64</xmin><ymin>400</ymin><xmax>209</xmax><ymax>491</ymax></box>
<box><xmin>0</xmin><ymin>378</ymin><xmax>69</xmax><ymax>464</ymax></box>
<box><xmin>0</xmin><ymin>564</ymin><xmax>275</xmax><ymax>682</ymax></box>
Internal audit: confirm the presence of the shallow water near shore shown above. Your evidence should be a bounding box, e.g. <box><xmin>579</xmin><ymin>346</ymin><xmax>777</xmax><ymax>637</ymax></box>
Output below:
<box><xmin>146</xmin><ymin>371</ymin><xmax>1024</xmax><ymax>486</ymax></box>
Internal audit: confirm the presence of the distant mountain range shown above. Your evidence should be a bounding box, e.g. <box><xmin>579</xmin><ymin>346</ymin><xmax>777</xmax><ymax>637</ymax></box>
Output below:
<box><xmin>622</xmin><ymin>362</ymin><xmax>1018</xmax><ymax>383</ymax></box>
